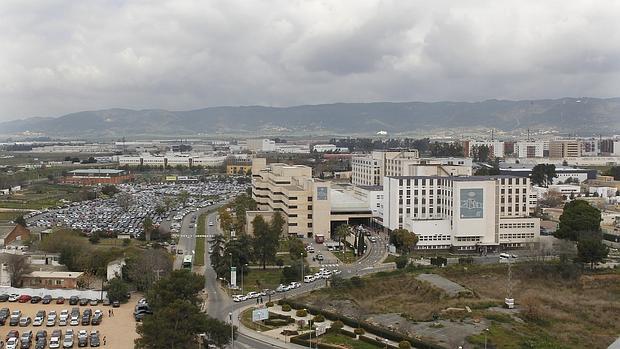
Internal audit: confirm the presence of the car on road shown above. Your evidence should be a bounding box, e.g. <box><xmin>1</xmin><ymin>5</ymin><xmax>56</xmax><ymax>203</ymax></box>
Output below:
<box><xmin>208</xmin><ymin>221</ymin><xmax>214</xmax><ymax>226</ymax></box>
<box><xmin>232</xmin><ymin>295</ymin><xmax>246</xmax><ymax>302</ymax></box>
<box><xmin>289</xmin><ymin>282</ymin><xmax>301</xmax><ymax>289</ymax></box>
<box><xmin>304</xmin><ymin>275</ymin><xmax>315</xmax><ymax>283</ymax></box>
<box><xmin>275</xmin><ymin>284</ymin><xmax>289</xmax><ymax>292</ymax></box>
<box><xmin>315</xmin><ymin>254</ymin><xmax>324</xmax><ymax>261</ymax></box>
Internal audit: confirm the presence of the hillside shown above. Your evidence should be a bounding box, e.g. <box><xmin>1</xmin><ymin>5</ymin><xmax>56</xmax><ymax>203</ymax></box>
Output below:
<box><xmin>1</xmin><ymin>97</ymin><xmax>619</xmax><ymax>137</ymax></box>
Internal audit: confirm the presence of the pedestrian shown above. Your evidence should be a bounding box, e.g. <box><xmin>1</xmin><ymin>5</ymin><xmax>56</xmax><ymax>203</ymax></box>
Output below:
<box><xmin>256</xmin><ymin>298</ymin><xmax>259</xmax><ymax>305</ymax></box>
<box><xmin>111</xmin><ymin>309</ymin><xmax>114</xmax><ymax>317</ymax></box>
<box><xmin>108</xmin><ymin>309</ymin><xmax>111</xmax><ymax>317</ymax></box>
<box><xmin>103</xmin><ymin>336</ymin><xmax>107</xmax><ymax>346</ymax></box>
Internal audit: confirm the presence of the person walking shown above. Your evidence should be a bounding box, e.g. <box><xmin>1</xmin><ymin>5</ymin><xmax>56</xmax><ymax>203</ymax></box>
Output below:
<box><xmin>103</xmin><ymin>336</ymin><xmax>107</xmax><ymax>346</ymax></box>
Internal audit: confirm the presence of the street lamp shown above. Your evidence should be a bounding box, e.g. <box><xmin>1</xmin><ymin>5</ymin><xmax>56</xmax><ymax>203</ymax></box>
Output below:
<box><xmin>484</xmin><ymin>328</ymin><xmax>489</xmax><ymax>349</ymax></box>
<box><xmin>241</xmin><ymin>263</ymin><xmax>248</xmax><ymax>295</ymax></box>
<box><xmin>229</xmin><ymin>311</ymin><xmax>235</xmax><ymax>349</ymax></box>
<box><xmin>300</xmin><ymin>252</ymin><xmax>304</xmax><ymax>284</ymax></box>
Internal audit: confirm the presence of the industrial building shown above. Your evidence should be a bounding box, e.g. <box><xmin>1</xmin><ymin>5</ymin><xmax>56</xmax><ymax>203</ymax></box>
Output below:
<box><xmin>60</xmin><ymin>169</ymin><xmax>133</xmax><ymax>185</ymax></box>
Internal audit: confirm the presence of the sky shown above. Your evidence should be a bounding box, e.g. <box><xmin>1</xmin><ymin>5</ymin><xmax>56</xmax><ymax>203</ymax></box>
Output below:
<box><xmin>1</xmin><ymin>0</ymin><xmax>619</xmax><ymax>122</ymax></box>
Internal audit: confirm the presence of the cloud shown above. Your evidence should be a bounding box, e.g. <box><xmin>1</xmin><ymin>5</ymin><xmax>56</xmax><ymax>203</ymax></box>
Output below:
<box><xmin>0</xmin><ymin>0</ymin><xmax>618</xmax><ymax>121</ymax></box>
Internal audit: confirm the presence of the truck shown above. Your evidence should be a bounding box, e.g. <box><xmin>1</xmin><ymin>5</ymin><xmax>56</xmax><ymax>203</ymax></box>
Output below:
<box><xmin>315</xmin><ymin>234</ymin><xmax>325</xmax><ymax>244</ymax></box>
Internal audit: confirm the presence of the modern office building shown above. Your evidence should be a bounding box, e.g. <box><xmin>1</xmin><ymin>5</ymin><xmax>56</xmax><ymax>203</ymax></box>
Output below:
<box><xmin>383</xmin><ymin>175</ymin><xmax>539</xmax><ymax>251</ymax></box>
<box><xmin>514</xmin><ymin>141</ymin><xmax>546</xmax><ymax>158</ymax></box>
<box><xmin>249</xmin><ymin>158</ymin><xmax>371</xmax><ymax>237</ymax></box>
<box><xmin>117</xmin><ymin>153</ymin><xmax>227</xmax><ymax>167</ymax></box>
<box><xmin>549</xmin><ymin>140</ymin><xmax>581</xmax><ymax>158</ymax></box>
<box><xmin>60</xmin><ymin>169</ymin><xmax>133</xmax><ymax>185</ymax></box>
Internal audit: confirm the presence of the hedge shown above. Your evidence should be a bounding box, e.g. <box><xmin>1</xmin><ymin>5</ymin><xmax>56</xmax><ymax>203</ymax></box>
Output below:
<box><xmin>279</xmin><ymin>299</ymin><xmax>446</xmax><ymax>349</ymax></box>
<box><xmin>359</xmin><ymin>336</ymin><xmax>399</xmax><ymax>349</ymax></box>
<box><xmin>339</xmin><ymin>328</ymin><xmax>358</xmax><ymax>338</ymax></box>
<box><xmin>290</xmin><ymin>331</ymin><xmax>342</xmax><ymax>349</ymax></box>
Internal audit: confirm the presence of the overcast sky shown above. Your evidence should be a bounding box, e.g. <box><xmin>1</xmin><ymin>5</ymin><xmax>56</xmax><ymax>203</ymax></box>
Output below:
<box><xmin>1</xmin><ymin>0</ymin><xmax>619</xmax><ymax>121</ymax></box>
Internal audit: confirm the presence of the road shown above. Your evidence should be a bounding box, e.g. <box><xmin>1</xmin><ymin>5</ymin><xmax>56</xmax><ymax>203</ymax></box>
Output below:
<box><xmin>202</xmin><ymin>218</ymin><xmax>391</xmax><ymax>349</ymax></box>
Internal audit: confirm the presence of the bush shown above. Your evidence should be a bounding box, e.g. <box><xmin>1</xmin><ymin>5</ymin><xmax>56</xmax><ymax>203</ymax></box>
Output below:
<box><xmin>399</xmin><ymin>341</ymin><xmax>412</xmax><ymax>349</ymax></box>
<box><xmin>296</xmin><ymin>309</ymin><xmax>308</xmax><ymax>317</ymax></box>
<box><xmin>339</xmin><ymin>328</ymin><xmax>357</xmax><ymax>338</ymax></box>
<box><xmin>354</xmin><ymin>328</ymin><xmax>365</xmax><ymax>335</ymax></box>
<box><xmin>350</xmin><ymin>276</ymin><xmax>364</xmax><ymax>288</ymax></box>
<box><xmin>395</xmin><ymin>255</ymin><xmax>408</xmax><ymax>269</ymax></box>
<box><xmin>88</xmin><ymin>233</ymin><xmax>100</xmax><ymax>244</ymax></box>
<box><xmin>331</xmin><ymin>320</ymin><xmax>344</xmax><ymax>329</ymax></box>
<box><xmin>122</xmin><ymin>238</ymin><xmax>130</xmax><ymax>246</ymax></box>
<box><xmin>266</xmin><ymin>301</ymin><xmax>274</xmax><ymax>307</ymax></box>
<box><xmin>282</xmin><ymin>304</ymin><xmax>291</xmax><ymax>312</ymax></box>
<box><xmin>313</xmin><ymin>314</ymin><xmax>325</xmax><ymax>322</ymax></box>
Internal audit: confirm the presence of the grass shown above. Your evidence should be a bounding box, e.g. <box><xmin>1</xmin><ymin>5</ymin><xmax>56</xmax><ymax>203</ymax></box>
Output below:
<box><xmin>194</xmin><ymin>212</ymin><xmax>207</xmax><ymax>266</ymax></box>
<box><xmin>334</xmin><ymin>250</ymin><xmax>359</xmax><ymax>264</ymax></box>
<box><xmin>383</xmin><ymin>254</ymin><xmax>399</xmax><ymax>264</ymax></box>
<box><xmin>319</xmin><ymin>331</ymin><xmax>381</xmax><ymax>349</ymax></box>
<box><xmin>294</xmin><ymin>262</ymin><xmax>620</xmax><ymax>349</ymax></box>
<box><xmin>0</xmin><ymin>183</ymin><xmax>83</xmax><ymax>209</ymax></box>
<box><xmin>241</xmin><ymin>269</ymin><xmax>284</xmax><ymax>292</ymax></box>
<box><xmin>0</xmin><ymin>211</ymin><xmax>28</xmax><ymax>223</ymax></box>
<box><xmin>239</xmin><ymin>308</ymin><xmax>277</xmax><ymax>332</ymax></box>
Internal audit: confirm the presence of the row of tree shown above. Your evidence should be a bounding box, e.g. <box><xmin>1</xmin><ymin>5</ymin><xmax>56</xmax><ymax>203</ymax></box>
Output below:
<box><xmin>135</xmin><ymin>269</ymin><xmax>233</xmax><ymax>349</ymax></box>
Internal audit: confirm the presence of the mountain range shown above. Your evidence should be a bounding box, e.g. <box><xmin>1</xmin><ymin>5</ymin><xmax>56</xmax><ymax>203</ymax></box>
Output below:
<box><xmin>1</xmin><ymin>97</ymin><xmax>619</xmax><ymax>138</ymax></box>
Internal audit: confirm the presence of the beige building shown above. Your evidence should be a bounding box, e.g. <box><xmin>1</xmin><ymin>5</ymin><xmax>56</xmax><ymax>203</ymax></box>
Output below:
<box><xmin>549</xmin><ymin>140</ymin><xmax>581</xmax><ymax>158</ymax></box>
<box><xmin>250</xmin><ymin>158</ymin><xmax>371</xmax><ymax>238</ymax></box>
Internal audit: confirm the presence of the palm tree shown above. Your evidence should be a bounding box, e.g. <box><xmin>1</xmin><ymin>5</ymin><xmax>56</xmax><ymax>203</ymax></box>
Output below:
<box><xmin>334</xmin><ymin>224</ymin><xmax>350</xmax><ymax>254</ymax></box>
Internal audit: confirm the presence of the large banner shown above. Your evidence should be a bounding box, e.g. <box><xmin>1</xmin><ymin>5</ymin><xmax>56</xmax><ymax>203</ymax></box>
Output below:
<box><xmin>460</xmin><ymin>188</ymin><xmax>483</xmax><ymax>219</ymax></box>
<box><xmin>252</xmin><ymin>308</ymin><xmax>269</xmax><ymax>322</ymax></box>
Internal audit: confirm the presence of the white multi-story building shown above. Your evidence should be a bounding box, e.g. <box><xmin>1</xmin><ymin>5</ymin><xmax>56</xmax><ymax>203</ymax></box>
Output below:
<box><xmin>351</xmin><ymin>150</ymin><xmax>471</xmax><ymax>187</ymax></box>
<box><xmin>312</xmin><ymin>144</ymin><xmax>349</xmax><ymax>153</ymax></box>
<box><xmin>118</xmin><ymin>153</ymin><xmax>226</xmax><ymax>167</ymax></box>
<box><xmin>383</xmin><ymin>175</ymin><xmax>539</xmax><ymax>251</ymax></box>
<box><xmin>514</xmin><ymin>141</ymin><xmax>545</xmax><ymax>158</ymax></box>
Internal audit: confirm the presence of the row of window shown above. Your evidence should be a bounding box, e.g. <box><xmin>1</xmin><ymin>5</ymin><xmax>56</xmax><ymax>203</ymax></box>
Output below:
<box><xmin>419</xmin><ymin>235</ymin><xmax>451</xmax><ymax>241</ymax></box>
<box><xmin>455</xmin><ymin>236</ymin><xmax>481</xmax><ymax>242</ymax></box>
<box><xmin>499</xmin><ymin>233</ymin><xmax>535</xmax><ymax>239</ymax></box>
<box><xmin>499</xmin><ymin>222</ymin><xmax>536</xmax><ymax>229</ymax></box>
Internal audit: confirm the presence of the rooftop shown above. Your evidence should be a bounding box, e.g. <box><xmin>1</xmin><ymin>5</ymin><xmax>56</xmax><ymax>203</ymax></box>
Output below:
<box><xmin>69</xmin><ymin>169</ymin><xmax>125</xmax><ymax>175</ymax></box>
<box><xmin>25</xmin><ymin>271</ymin><xmax>84</xmax><ymax>279</ymax></box>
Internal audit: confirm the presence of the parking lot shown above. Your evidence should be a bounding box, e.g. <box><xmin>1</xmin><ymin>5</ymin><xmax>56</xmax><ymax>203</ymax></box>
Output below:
<box><xmin>25</xmin><ymin>179</ymin><xmax>248</xmax><ymax>239</ymax></box>
<box><xmin>0</xmin><ymin>297</ymin><xmax>140</xmax><ymax>348</ymax></box>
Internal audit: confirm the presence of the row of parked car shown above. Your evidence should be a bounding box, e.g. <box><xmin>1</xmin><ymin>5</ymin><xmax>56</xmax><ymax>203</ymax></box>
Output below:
<box><xmin>0</xmin><ymin>295</ymin><xmax>120</xmax><ymax>308</ymax></box>
<box><xmin>4</xmin><ymin>328</ymin><xmax>101</xmax><ymax>348</ymax></box>
<box><xmin>0</xmin><ymin>308</ymin><xmax>103</xmax><ymax>327</ymax></box>
<box><xmin>304</xmin><ymin>268</ymin><xmax>341</xmax><ymax>283</ymax></box>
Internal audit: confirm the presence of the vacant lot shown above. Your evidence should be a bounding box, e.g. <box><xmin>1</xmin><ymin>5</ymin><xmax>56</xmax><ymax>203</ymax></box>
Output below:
<box><xmin>0</xmin><ymin>184</ymin><xmax>83</xmax><ymax>209</ymax></box>
<box><xmin>295</xmin><ymin>263</ymin><xmax>620</xmax><ymax>348</ymax></box>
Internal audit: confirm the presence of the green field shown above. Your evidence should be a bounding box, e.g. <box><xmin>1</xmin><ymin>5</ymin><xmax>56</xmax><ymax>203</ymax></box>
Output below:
<box><xmin>319</xmin><ymin>332</ymin><xmax>381</xmax><ymax>349</ymax></box>
<box><xmin>0</xmin><ymin>211</ymin><xmax>28</xmax><ymax>223</ymax></box>
<box><xmin>334</xmin><ymin>250</ymin><xmax>359</xmax><ymax>264</ymax></box>
<box><xmin>241</xmin><ymin>269</ymin><xmax>283</xmax><ymax>292</ymax></box>
<box><xmin>0</xmin><ymin>183</ymin><xmax>83</xmax><ymax>209</ymax></box>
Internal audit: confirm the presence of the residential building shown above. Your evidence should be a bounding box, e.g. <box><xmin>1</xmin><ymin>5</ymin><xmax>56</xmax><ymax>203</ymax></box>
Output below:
<box><xmin>498</xmin><ymin>164</ymin><xmax>596</xmax><ymax>184</ymax></box>
<box><xmin>0</xmin><ymin>224</ymin><xmax>30</xmax><ymax>247</ymax></box>
<box><xmin>383</xmin><ymin>175</ymin><xmax>539</xmax><ymax>251</ymax></box>
<box><xmin>549</xmin><ymin>140</ymin><xmax>581</xmax><ymax>158</ymax></box>
<box><xmin>468</xmin><ymin>140</ymin><xmax>505</xmax><ymax>158</ymax></box>
<box><xmin>247</xmin><ymin>139</ymin><xmax>276</xmax><ymax>152</ymax></box>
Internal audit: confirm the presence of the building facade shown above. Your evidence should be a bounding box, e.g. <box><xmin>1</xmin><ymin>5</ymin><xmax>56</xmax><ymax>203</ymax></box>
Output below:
<box><xmin>60</xmin><ymin>169</ymin><xmax>133</xmax><ymax>185</ymax></box>
<box><xmin>383</xmin><ymin>175</ymin><xmax>539</xmax><ymax>251</ymax></box>
<box><xmin>549</xmin><ymin>140</ymin><xmax>581</xmax><ymax>158</ymax></box>
<box><xmin>514</xmin><ymin>141</ymin><xmax>546</xmax><ymax>158</ymax></box>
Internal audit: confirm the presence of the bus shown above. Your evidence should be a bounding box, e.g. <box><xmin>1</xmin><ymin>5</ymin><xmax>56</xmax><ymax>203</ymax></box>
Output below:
<box><xmin>182</xmin><ymin>255</ymin><xmax>193</xmax><ymax>269</ymax></box>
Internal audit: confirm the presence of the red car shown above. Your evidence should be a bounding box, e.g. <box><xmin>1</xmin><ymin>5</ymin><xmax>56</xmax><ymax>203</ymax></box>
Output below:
<box><xmin>56</xmin><ymin>296</ymin><xmax>65</xmax><ymax>304</ymax></box>
<box><xmin>6</xmin><ymin>329</ymin><xmax>19</xmax><ymax>341</ymax></box>
<box><xmin>17</xmin><ymin>294</ymin><xmax>32</xmax><ymax>303</ymax></box>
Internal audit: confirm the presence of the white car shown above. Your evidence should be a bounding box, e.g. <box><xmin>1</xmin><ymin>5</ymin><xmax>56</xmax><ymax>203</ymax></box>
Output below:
<box><xmin>304</xmin><ymin>275</ymin><xmax>315</xmax><ymax>283</ymax></box>
<box><xmin>289</xmin><ymin>282</ymin><xmax>301</xmax><ymax>289</ymax></box>
<box><xmin>70</xmin><ymin>315</ymin><xmax>79</xmax><ymax>326</ymax></box>
<box><xmin>6</xmin><ymin>337</ymin><xmax>18</xmax><ymax>349</ymax></box>
<box><xmin>33</xmin><ymin>315</ymin><xmax>44</xmax><ymax>326</ymax></box>
<box><xmin>245</xmin><ymin>291</ymin><xmax>259</xmax><ymax>299</ymax></box>
<box><xmin>8</xmin><ymin>294</ymin><xmax>19</xmax><ymax>302</ymax></box>
<box><xmin>232</xmin><ymin>295</ymin><xmax>246</xmax><ymax>302</ymax></box>
<box><xmin>47</xmin><ymin>311</ymin><xmax>57</xmax><ymax>326</ymax></box>
<box><xmin>49</xmin><ymin>336</ymin><xmax>61</xmax><ymax>349</ymax></box>
<box><xmin>208</xmin><ymin>221</ymin><xmax>214</xmax><ymax>226</ymax></box>
<box><xmin>275</xmin><ymin>284</ymin><xmax>289</xmax><ymax>292</ymax></box>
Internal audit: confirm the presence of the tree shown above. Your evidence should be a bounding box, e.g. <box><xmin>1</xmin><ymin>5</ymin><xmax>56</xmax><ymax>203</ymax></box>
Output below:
<box><xmin>177</xmin><ymin>190</ymin><xmax>190</xmax><ymax>206</ymax></box>
<box><xmin>202</xmin><ymin>317</ymin><xmax>235</xmax><ymax>348</ymax></box>
<box><xmin>531</xmin><ymin>164</ymin><xmax>556</xmax><ymax>187</ymax></box>
<box><xmin>539</xmin><ymin>190</ymin><xmax>564</xmax><ymax>208</ymax></box>
<box><xmin>218</xmin><ymin>209</ymin><xmax>234</xmax><ymax>234</ymax></box>
<box><xmin>356</xmin><ymin>230</ymin><xmax>366</xmax><ymax>257</ymax></box>
<box><xmin>288</xmin><ymin>237</ymin><xmax>307</xmax><ymax>259</ymax></box>
<box><xmin>576</xmin><ymin>235</ymin><xmax>609</xmax><ymax>269</ymax></box>
<box><xmin>125</xmin><ymin>249</ymin><xmax>173</xmax><ymax>292</ymax></box>
<box><xmin>270</xmin><ymin>212</ymin><xmax>285</xmax><ymax>236</ymax></box>
<box><xmin>554</xmin><ymin>200</ymin><xmax>601</xmax><ymax>241</ymax></box>
<box><xmin>333</xmin><ymin>225</ymin><xmax>350</xmax><ymax>251</ymax></box>
<box><xmin>100</xmin><ymin>184</ymin><xmax>119</xmax><ymax>196</ymax></box>
<box><xmin>252</xmin><ymin>216</ymin><xmax>279</xmax><ymax>269</ymax></box>
<box><xmin>143</xmin><ymin>217</ymin><xmax>154</xmax><ymax>241</ymax></box>
<box><xmin>105</xmin><ymin>277</ymin><xmax>129</xmax><ymax>302</ymax></box>
<box><xmin>116</xmin><ymin>192</ymin><xmax>134</xmax><ymax>211</ymax></box>
<box><xmin>471</xmin><ymin>145</ymin><xmax>491</xmax><ymax>162</ymax></box>
<box><xmin>146</xmin><ymin>269</ymin><xmax>204</xmax><ymax>310</ymax></box>
<box><xmin>390</xmin><ymin>229</ymin><xmax>419</xmax><ymax>254</ymax></box>
<box><xmin>3</xmin><ymin>254</ymin><xmax>30</xmax><ymax>287</ymax></box>
<box><xmin>395</xmin><ymin>255</ymin><xmax>409</xmax><ymax>269</ymax></box>
<box><xmin>13</xmin><ymin>215</ymin><xmax>27</xmax><ymax>227</ymax></box>
<box><xmin>608</xmin><ymin>166</ymin><xmax>620</xmax><ymax>180</ymax></box>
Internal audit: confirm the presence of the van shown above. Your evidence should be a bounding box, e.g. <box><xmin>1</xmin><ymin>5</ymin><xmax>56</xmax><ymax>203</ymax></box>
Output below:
<box><xmin>304</xmin><ymin>275</ymin><xmax>314</xmax><ymax>283</ymax></box>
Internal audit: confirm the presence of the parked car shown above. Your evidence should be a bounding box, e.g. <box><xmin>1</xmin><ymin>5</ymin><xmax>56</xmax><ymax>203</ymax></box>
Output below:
<box><xmin>232</xmin><ymin>295</ymin><xmax>246</xmax><ymax>302</ymax></box>
<box><xmin>6</xmin><ymin>337</ymin><xmax>19</xmax><ymax>349</ymax></box>
<box><xmin>101</xmin><ymin>299</ymin><xmax>110</xmax><ymax>307</ymax></box>
<box><xmin>0</xmin><ymin>294</ymin><xmax>10</xmax><ymax>302</ymax></box>
<box><xmin>30</xmin><ymin>296</ymin><xmax>42</xmax><ymax>304</ymax></box>
<box><xmin>8</xmin><ymin>294</ymin><xmax>19</xmax><ymax>302</ymax></box>
<box><xmin>48</xmin><ymin>336</ymin><xmax>60</xmax><ymax>349</ymax></box>
<box><xmin>6</xmin><ymin>329</ymin><xmax>19</xmax><ymax>341</ymax></box>
<box><xmin>46</xmin><ymin>311</ymin><xmax>57</xmax><ymax>327</ymax></box>
<box><xmin>35</xmin><ymin>331</ymin><xmax>47</xmax><ymax>341</ymax></box>
<box><xmin>112</xmin><ymin>301</ymin><xmax>120</xmax><ymax>308</ymax></box>
<box><xmin>90</xmin><ymin>311</ymin><xmax>102</xmax><ymax>326</ymax></box>
<box><xmin>17</xmin><ymin>295</ymin><xmax>32</xmax><ymax>303</ymax></box>
<box><xmin>78</xmin><ymin>299</ymin><xmax>89</xmax><ymax>306</ymax></box>
<box><xmin>89</xmin><ymin>331</ymin><xmax>100</xmax><ymax>347</ymax></box>
<box><xmin>42</xmin><ymin>296</ymin><xmax>52</xmax><ymax>305</ymax></box>
<box><xmin>55</xmin><ymin>297</ymin><xmax>65</xmax><ymax>305</ymax></box>
<box><xmin>33</xmin><ymin>311</ymin><xmax>46</xmax><ymax>326</ymax></box>
<box><xmin>77</xmin><ymin>330</ymin><xmax>88</xmax><ymax>347</ymax></box>
<box><xmin>88</xmin><ymin>299</ymin><xmax>98</xmax><ymax>306</ymax></box>
<box><xmin>81</xmin><ymin>310</ymin><xmax>91</xmax><ymax>325</ymax></box>
<box><xmin>35</xmin><ymin>338</ymin><xmax>46</xmax><ymax>349</ymax></box>
<box><xmin>10</xmin><ymin>310</ymin><xmax>22</xmax><ymax>326</ymax></box>
<box><xmin>68</xmin><ymin>297</ymin><xmax>79</xmax><ymax>306</ymax></box>
<box><xmin>0</xmin><ymin>307</ymin><xmax>10</xmax><ymax>325</ymax></box>
<box><xmin>19</xmin><ymin>317</ymin><xmax>32</xmax><ymax>327</ymax></box>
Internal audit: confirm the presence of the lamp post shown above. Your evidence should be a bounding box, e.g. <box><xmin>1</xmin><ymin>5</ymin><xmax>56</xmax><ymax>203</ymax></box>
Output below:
<box><xmin>229</xmin><ymin>311</ymin><xmax>234</xmax><ymax>349</ymax></box>
<box><xmin>300</xmin><ymin>252</ymin><xmax>304</xmax><ymax>284</ymax></box>
<box><xmin>484</xmin><ymin>328</ymin><xmax>489</xmax><ymax>349</ymax></box>
<box><xmin>241</xmin><ymin>263</ymin><xmax>248</xmax><ymax>295</ymax></box>
<box><xmin>229</xmin><ymin>252</ymin><xmax>233</xmax><ymax>288</ymax></box>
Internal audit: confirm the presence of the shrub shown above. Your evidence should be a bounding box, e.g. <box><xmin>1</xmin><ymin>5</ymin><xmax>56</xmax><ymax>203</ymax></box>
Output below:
<box><xmin>331</xmin><ymin>320</ymin><xmax>344</xmax><ymax>329</ymax></box>
<box><xmin>296</xmin><ymin>309</ymin><xmax>308</xmax><ymax>317</ymax></box>
<box><xmin>339</xmin><ymin>328</ymin><xmax>357</xmax><ymax>338</ymax></box>
<box><xmin>313</xmin><ymin>314</ymin><xmax>325</xmax><ymax>322</ymax></box>
<box><xmin>122</xmin><ymin>239</ymin><xmax>130</xmax><ymax>246</ymax></box>
<box><xmin>282</xmin><ymin>304</ymin><xmax>291</xmax><ymax>312</ymax></box>
<box><xmin>354</xmin><ymin>328</ymin><xmax>365</xmax><ymax>335</ymax></box>
<box><xmin>399</xmin><ymin>341</ymin><xmax>412</xmax><ymax>349</ymax></box>
<box><xmin>395</xmin><ymin>255</ymin><xmax>409</xmax><ymax>269</ymax></box>
<box><xmin>266</xmin><ymin>301</ymin><xmax>274</xmax><ymax>307</ymax></box>
<box><xmin>350</xmin><ymin>276</ymin><xmax>364</xmax><ymax>288</ymax></box>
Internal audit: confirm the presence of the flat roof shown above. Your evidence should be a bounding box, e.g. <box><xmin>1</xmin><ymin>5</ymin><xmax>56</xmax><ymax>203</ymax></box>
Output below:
<box><xmin>69</xmin><ymin>169</ymin><xmax>125</xmax><ymax>174</ymax></box>
<box><xmin>25</xmin><ymin>271</ymin><xmax>83</xmax><ymax>279</ymax></box>
<box><xmin>0</xmin><ymin>224</ymin><xmax>16</xmax><ymax>239</ymax></box>
<box><xmin>330</xmin><ymin>189</ymin><xmax>369</xmax><ymax>212</ymax></box>
<box><xmin>388</xmin><ymin>175</ymin><xmax>514</xmax><ymax>181</ymax></box>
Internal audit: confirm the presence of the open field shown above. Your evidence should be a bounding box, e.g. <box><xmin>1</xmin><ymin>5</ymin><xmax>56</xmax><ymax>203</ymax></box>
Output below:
<box><xmin>294</xmin><ymin>263</ymin><xmax>620</xmax><ymax>349</ymax></box>
<box><xmin>0</xmin><ymin>183</ymin><xmax>83</xmax><ymax>209</ymax></box>
<box><xmin>241</xmin><ymin>269</ymin><xmax>284</xmax><ymax>292</ymax></box>
<box><xmin>0</xmin><ymin>210</ymin><xmax>28</xmax><ymax>222</ymax></box>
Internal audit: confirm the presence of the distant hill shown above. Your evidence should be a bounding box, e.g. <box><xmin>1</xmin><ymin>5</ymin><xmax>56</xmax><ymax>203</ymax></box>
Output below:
<box><xmin>1</xmin><ymin>97</ymin><xmax>619</xmax><ymax>137</ymax></box>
